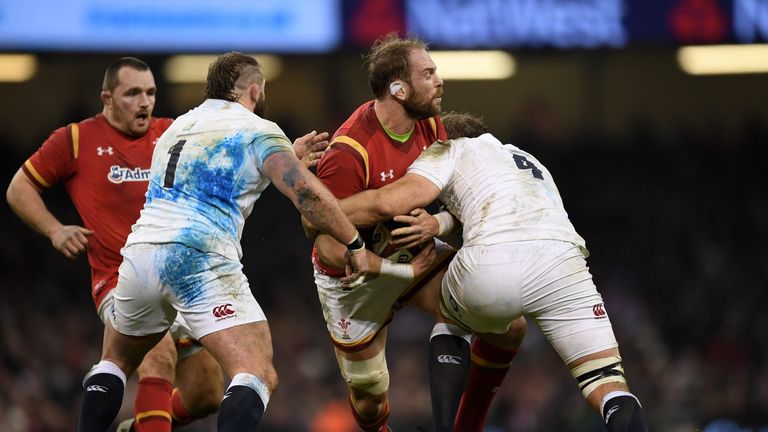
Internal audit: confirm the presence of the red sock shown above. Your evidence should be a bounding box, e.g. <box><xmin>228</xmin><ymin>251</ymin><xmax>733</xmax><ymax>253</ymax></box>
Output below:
<box><xmin>348</xmin><ymin>396</ymin><xmax>390</xmax><ymax>432</ymax></box>
<box><xmin>170</xmin><ymin>388</ymin><xmax>196</xmax><ymax>425</ymax></box>
<box><xmin>453</xmin><ymin>339</ymin><xmax>518</xmax><ymax>432</ymax></box>
<box><xmin>134</xmin><ymin>377</ymin><xmax>173</xmax><ymax>432</ymax></box>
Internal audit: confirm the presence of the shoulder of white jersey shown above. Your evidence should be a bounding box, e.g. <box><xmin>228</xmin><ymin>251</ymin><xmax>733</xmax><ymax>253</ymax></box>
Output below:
<box><xmin>256</xmin><ymin>118</ymin><xmax>288</xmax><ymax>138</ymax></box>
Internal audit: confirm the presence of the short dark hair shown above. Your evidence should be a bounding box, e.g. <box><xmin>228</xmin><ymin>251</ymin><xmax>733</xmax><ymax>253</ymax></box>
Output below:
<box><xmin>204</xmin><ymin>52</ymin><xmax>263</xmax><ymax>102</ymax></box>
<box><xmin>102</xmin><ymin>57</ymin><xmax>150</xmax><ymax>92</ymax></box>
<box><xmin>441</xmin><ymin>111</ymin><xmax>489</xmax><ymax>139</ymax></box>
<box><xmin>364</xmin><ymin>33</ymin><xmax>428</xmax><ymax>99</ymax></box>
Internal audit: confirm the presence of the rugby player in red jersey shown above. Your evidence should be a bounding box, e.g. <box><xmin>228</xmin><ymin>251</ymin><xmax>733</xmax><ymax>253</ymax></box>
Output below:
<box><xmin>8</xmin><ymin>58</ymin><xmax>219</xmax><ymax>432</ymax></box>
<box><xmin>309</xmin><ymin>34</ymin><xmax>527</xmax><ymax>432</ymax></box>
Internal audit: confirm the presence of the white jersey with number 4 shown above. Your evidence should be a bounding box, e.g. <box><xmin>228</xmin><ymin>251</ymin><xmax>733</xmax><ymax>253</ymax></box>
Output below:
<box><xmin>125</xmin><ymin>99</ymin><xmax>294</xmax><ymax>260</ymax></box>
<box><xmin>408</xmin><ymin>133</ymin><xmax>587</xmax><ymax>253</ymax></box>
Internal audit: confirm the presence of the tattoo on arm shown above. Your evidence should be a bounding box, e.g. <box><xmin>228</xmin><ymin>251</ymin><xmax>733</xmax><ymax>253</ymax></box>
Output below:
<box><xmin>283</xmin><ymin>165</ymin><xmax>332</xmax><ymax>229</ymax></box>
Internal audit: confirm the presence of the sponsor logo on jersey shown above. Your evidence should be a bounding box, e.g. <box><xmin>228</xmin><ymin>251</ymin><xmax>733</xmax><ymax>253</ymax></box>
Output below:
<box><xmin>96</xmin><ymin>146</ymin><xmax>114</xmax><ymax>156</ymax></box>
<box><xmin>212</xmin><ymin>303</ymin><xmax>236</xmax><ymax>322</ymax></box>
<box><xmin>108</xmin><ymin>165</ymin><xmax>151</xmax><ymax>184</ymax></box>
<box><xmin>338</xmin><ymin>317</ymin><xmax>352</xmax><ymax>339</ymax></box>
<box><xmin>380</xmin><ymin>169</ymin><xmax>394</xmax><ymax>181</ymax></box>
<box><xmin>593</xmin><ymin>303</ymin><xmax>607</xmax><ymax>318</ymax></box>
<box><xmin>437</xmin><ymin>354</ymin><xmax>462</xmax><ymax>365</ymax></box>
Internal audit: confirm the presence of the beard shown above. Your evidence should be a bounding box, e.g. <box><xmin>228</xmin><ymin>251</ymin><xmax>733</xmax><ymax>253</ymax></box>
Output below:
<box><xmin>401</xmin><ymin>91</ymin><xmax>440</xmax><ymax>120</ymax></box>
<box><xmin>253</xmin><ymin>93</ymin><xmax>267</xmax><ymax>118</ymax></box>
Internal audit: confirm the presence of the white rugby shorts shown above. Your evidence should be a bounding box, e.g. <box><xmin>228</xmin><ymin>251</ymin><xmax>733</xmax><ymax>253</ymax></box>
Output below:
<box><xmin>111</xmin><ymin>243</ymin><xmax>266</xmax><ymax>340</ymax></box>
<box><xmin>440</xmin><ymin>240</ymin><xmax>618</xmax><ymax>364</ymax></box>
<box><xmin>315</xmin><ymin>240</ymin><xmax>452</xmax><ymax>350</ymax></box>
<box><xmin>99</xmin><ymin>290</ymin><xmax>203</xmax><ymax>359</ymax></box>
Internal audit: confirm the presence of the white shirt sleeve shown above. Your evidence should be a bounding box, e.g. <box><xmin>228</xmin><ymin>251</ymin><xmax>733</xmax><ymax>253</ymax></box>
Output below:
<box><xmin>407</xmin><ymin>140</ymin><xmax>459</xmax><ymax>191</ymax></box>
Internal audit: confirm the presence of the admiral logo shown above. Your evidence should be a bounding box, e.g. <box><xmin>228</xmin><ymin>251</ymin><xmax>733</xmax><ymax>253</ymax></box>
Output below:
<box><xmin>96</xmin><ymin>146</ymin><xmax>114</xmax><ymax>156</ymax></box>
<box><xmin>380</xmin><ymin>169</ymin><xmax>394</xmax><ymax>182</ymax></box>
<box><xmin>593</xmin><ymin>303</ymin><xmax>607</xmax><ymax>318</ymax></box>
<box><xmin>108</xmin><ymin>165</ymin><xmax>151</xmax><ymax>184</ymax></box>
<box><xmin>212</xmin><ymin>303</ymin><xmax>235</xmax><ymax>322</ymax></box>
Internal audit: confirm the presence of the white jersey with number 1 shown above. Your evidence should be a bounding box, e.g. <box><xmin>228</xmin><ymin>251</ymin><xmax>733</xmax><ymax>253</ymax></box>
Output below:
<box><xmin>125</xmin><ymin>99</ymin><xmax>294</xmax><ymax>260</ymax></box>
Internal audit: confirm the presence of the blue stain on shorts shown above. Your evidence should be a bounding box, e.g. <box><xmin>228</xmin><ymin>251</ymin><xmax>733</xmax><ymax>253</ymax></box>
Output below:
<box><xmin>158</xmin><ymin>243</ymin><xmax>209</xmax><ymax>306</ymax></box>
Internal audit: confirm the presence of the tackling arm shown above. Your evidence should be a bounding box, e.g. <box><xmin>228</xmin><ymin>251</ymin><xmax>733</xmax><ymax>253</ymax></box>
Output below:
<box><xmin>263</xmin><ymin>150</ymin><xmax>359</xmax><ymax>246</ymax></box>
<box><xmin>339</xmin><ymin>173</ymin><xmax>441</xmax><ymax>227</ymax></box>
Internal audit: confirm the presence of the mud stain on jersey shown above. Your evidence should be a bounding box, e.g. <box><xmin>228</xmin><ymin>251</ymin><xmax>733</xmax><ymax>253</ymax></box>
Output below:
<box><xmin>418</xmin><ymin>140</ymin><xmax>451</xmax><ymax>160</ymax></box>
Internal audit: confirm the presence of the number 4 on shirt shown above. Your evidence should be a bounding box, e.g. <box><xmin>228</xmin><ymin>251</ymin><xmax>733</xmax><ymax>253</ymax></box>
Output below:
<box><xmin>513</xmin><ymin>154</ymin><xmax>543</xmax><ymax>180</ymax></box>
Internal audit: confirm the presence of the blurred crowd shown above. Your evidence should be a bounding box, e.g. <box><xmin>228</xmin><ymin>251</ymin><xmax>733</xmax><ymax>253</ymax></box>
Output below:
<box><xmin>1</xmin><ymin>117</ymin><xmax>766</xmax><ymax>431</ymax></box>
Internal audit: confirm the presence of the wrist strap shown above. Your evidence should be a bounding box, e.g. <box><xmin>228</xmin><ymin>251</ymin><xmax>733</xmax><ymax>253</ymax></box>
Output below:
<box><xmin>379</xmin><ymin>260</ymin><xmax>414</xmax><ymax>280</ymax></box>
<box><xmin>435</xmin><ymin>211</ymin><xmax>455</xmax><ymax>237</ymax></box>
<box><xmin>346</xmin><ymin>232</ymin><xmax>365</xmax><ymax>253</ymax></box>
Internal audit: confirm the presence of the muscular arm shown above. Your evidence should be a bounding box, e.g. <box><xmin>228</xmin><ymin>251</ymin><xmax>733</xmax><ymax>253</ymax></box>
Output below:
<box><xmin>262</xmin><ymin>150</ymin><xmax>359</xmax><ymax>247</ymax></box>
<box><xmin>340</xmin><ymin>174</ymin><xmax>442</xmax><ymax>227</ymax></box>
<box><xmin>311</xmin><ymin>174</ymin><xmax>441</xmax><ymax>269</ymax></box>
<box><xmin>6</xmin><ymin>168</ymin><xmax>92</xmax><ymax>259</ymax></box>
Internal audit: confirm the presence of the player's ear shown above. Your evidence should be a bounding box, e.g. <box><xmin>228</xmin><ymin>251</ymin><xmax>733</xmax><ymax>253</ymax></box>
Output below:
<box><xmin>100</xmin><ymin>90</ymin><xmax>112</xmax><ymax>107</ymax></box>
<box><xmin>389</xmin><ymin>81</ymin><xmax>406</xmax><ymax>100</ymax></box>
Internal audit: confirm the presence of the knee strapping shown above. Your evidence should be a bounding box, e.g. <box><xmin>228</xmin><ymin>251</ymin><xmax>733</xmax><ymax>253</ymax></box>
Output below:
<box><xmin>570</xmin><ymin>356</ymin><xmax>626</xmax><ymax>398</ymax></box>
<box><xmin>336</xmin><ymin>350</ymin><xmax>390</xmax><ymax>395</ymax></box>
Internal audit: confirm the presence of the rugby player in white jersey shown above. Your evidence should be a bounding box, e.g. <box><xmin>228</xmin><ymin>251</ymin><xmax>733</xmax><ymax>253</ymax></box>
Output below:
<box><xmin>76</xmin><ymin>52</ymin><xmax>370</xmax><ymax>432</ymax></box>
<box><xmin>336</xmin><ymin>112</ymin><xmax>648</xmax><ymax>432</ymax></box>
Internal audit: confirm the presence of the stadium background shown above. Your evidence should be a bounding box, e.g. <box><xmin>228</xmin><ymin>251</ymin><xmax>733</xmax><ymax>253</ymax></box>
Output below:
<box><xmin>0</xmin><ymin>0</ymin><xmax>766</xmax><ymax>431</ymax></box>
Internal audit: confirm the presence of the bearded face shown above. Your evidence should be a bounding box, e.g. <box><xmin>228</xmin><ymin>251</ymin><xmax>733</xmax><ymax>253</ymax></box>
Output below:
<box><xmin>253</xmin><ymin>89</ymin><xmax>267</xmax><ymax>118</ymax></box>
<box><xmin>400</xmin><ymin>85</ymin><xmax>442</xmax><ymax>120</ymax></box>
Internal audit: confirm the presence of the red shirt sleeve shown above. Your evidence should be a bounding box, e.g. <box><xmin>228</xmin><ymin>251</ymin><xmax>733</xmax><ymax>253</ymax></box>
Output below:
<box><xmin>316</xmin><ymin>143</ymin><xmax>367</xmax><ymax>200</ymax></box>
<box><xmin>22</xmin><ymin>125</ymin><xmax>75</xmax><ymax>189</ymax></box>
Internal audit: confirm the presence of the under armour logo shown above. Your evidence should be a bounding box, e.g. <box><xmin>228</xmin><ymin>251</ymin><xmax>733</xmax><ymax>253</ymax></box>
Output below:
<box><xmin>380</xmin><ymin>169</ymin><xmax>394</xmax><ymax>181</ymax></box>
<box><xmin>97</xmin><ymin>146</ymin><xmax>114</xmax><ymax>156</ymax></box>
<box><xmin>212</xmin><ymin>304</ymin><xmax>235</xmax><ymax>318</ymax></box>
<box><xmin>86</xmin><ymin>385</ymin><xmax>109</xmax><ymax>393</ymax></box>
<box><xmin>437</xmin><ymin>355</ymin><xmax>462</xmax><ymax>364</ymax></box>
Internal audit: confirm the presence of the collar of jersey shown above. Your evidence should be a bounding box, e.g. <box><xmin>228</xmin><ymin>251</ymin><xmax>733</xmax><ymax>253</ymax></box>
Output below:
<box><xmin>380</xmin><ymin>121</ymin><xmax>414</xmax><ymax>143</ymax></box>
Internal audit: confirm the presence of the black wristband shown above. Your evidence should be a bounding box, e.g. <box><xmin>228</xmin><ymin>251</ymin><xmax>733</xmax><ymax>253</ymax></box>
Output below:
<box><xmin>346</xmin><ymin>232</ymin><xmax>365</xmax><ymax>252</ymax></box>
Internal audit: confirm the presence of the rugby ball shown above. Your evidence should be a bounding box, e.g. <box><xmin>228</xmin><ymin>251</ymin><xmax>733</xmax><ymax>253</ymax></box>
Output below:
<box><xmin>370</xmin><ymin>221</ymin><xmax>417</xmax><ymax>263</ymax></box>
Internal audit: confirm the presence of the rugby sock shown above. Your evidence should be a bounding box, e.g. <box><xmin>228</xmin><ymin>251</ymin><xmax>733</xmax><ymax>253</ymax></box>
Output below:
<box><xmin>601</xmin><ymin>391</ymin><xmax>648</xmax><ymax>432</ymax></box>
<box><xmin>217</xmin><ymin>373</ymin><xmax>270</xmax><ymax>431</ymax></box>
<box><xmin>170</xmin><ymin>388</ymin><xmax>196</xmax><ymax>425</ymax></box>
<box><xmin>349</xmin><ymin>396</ymin><xmax>391</xmax><ymax>432</ymax></box>
<box><xmin>134</xmin><ymin>377</ymin><xmax>173</xmax><ymax>432</ymax></box>
<box><xmin>78</xmin><ymin>360</ymin><xmax>126</xmax><ymax>432</ymax></box>
<box><xmin>453</xmin><ymin>339</ymin><xmax>518</xmax><ymax>432</ymax></box>
<box><xmin>428</xmin><ymin>323</ymin><xmax>471</xmax><ymax>432</ymax></box>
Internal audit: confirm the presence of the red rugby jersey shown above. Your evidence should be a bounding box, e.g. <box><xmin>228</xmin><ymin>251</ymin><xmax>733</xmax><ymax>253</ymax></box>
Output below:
<box><xmin>313</xmin><ymin>100</ymin><xmax>446</xmax><ymax>275</ymax></box>
<box><xmin>22</xmin><ymin>114</ymin><xmax>173</xmax><ymax>309</ymax></box>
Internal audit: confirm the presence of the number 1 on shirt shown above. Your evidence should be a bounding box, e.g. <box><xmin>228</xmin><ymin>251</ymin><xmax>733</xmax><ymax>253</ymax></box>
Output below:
<box><xmin>163</xmin><ymin>140</ymin><xmax>186</xmax><ymax>188</ymax></box>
